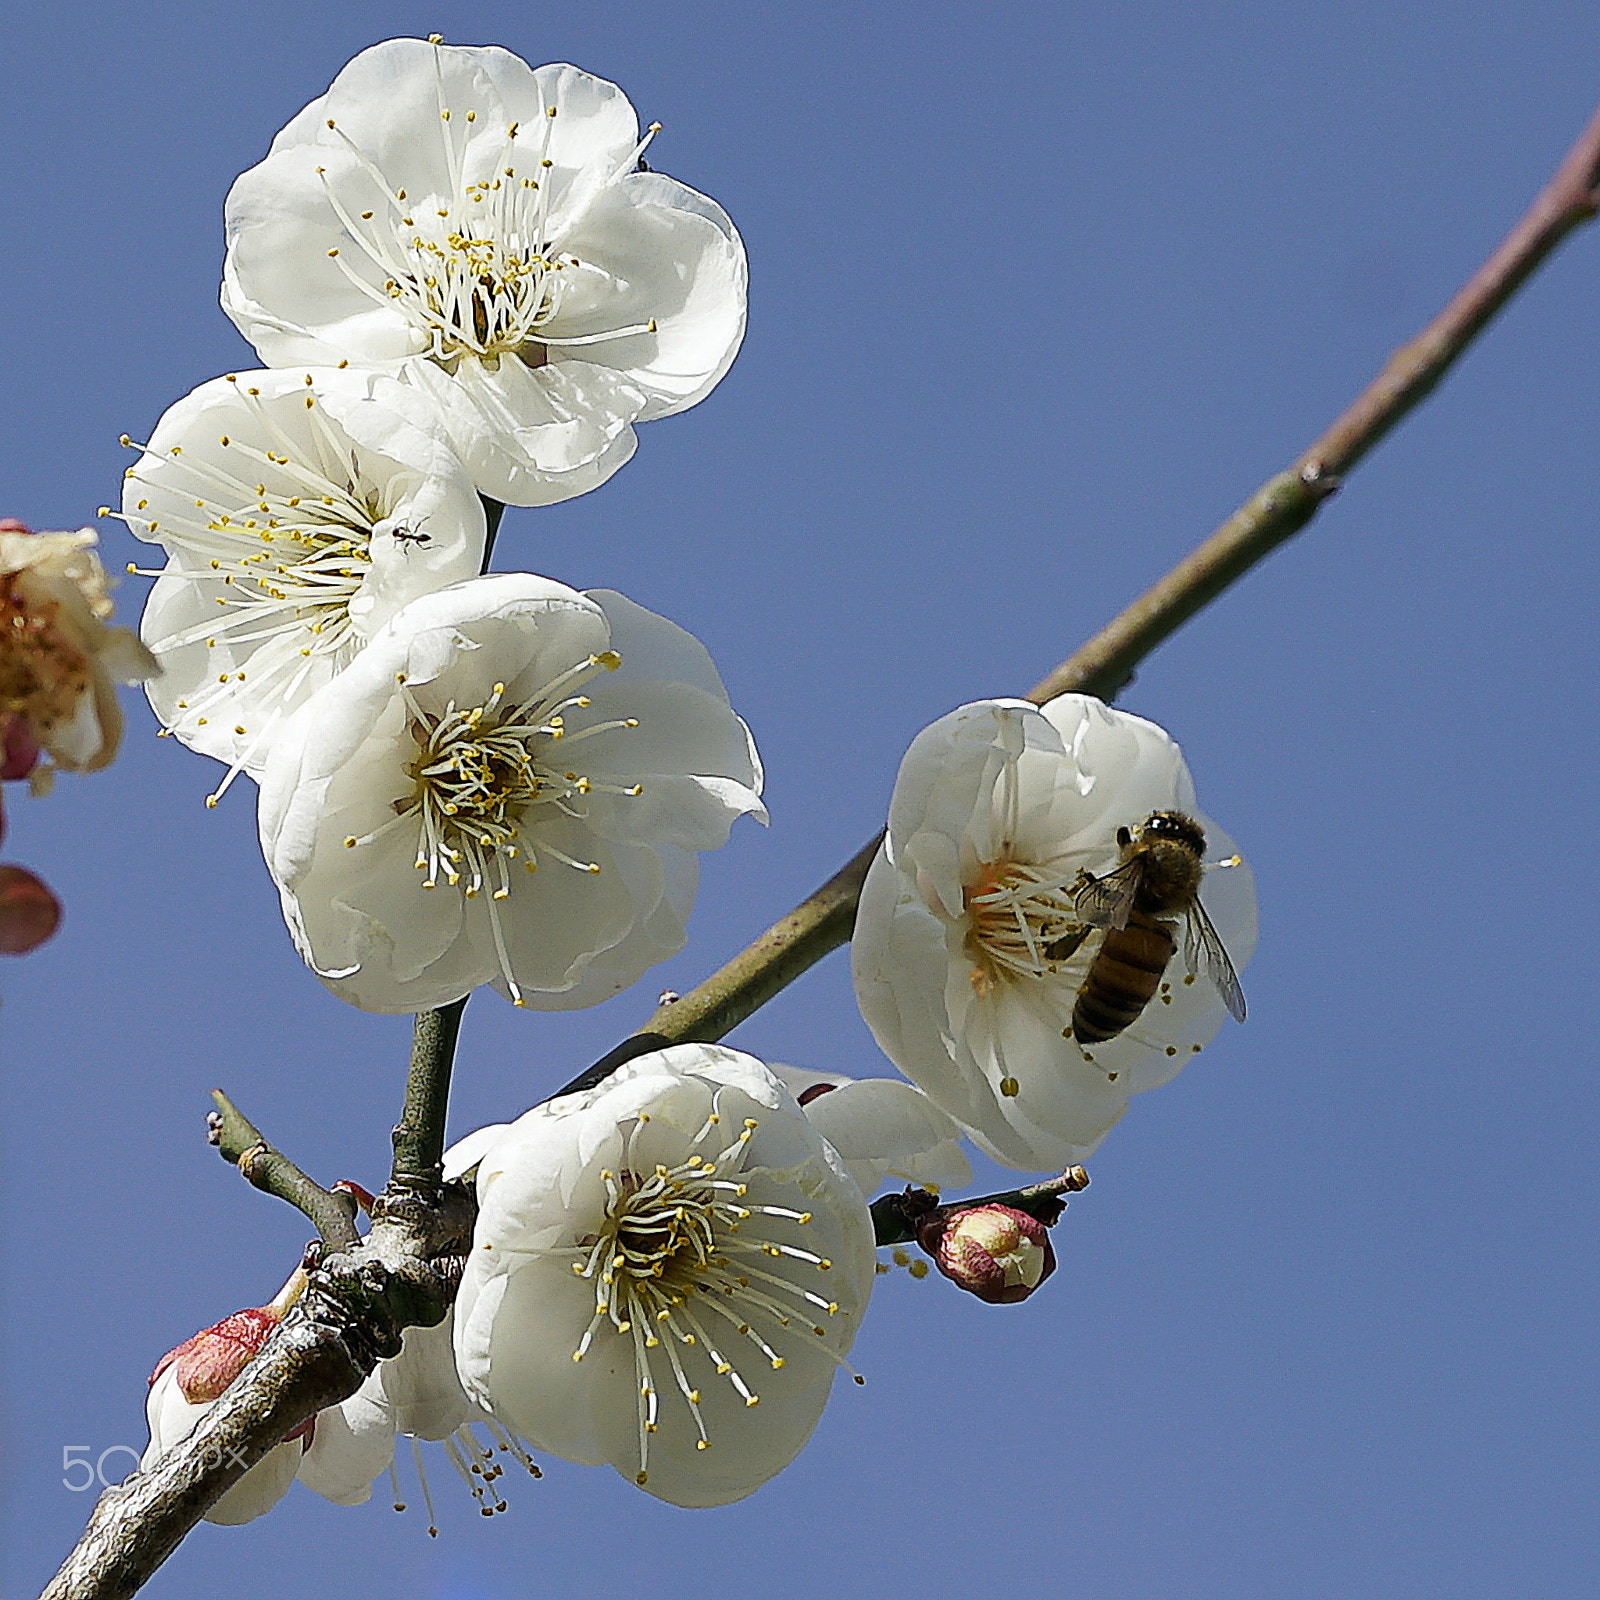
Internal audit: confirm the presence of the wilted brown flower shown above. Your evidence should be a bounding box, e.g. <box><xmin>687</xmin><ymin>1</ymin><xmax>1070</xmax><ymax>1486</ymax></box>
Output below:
<box><xmin>1</xmin><ymin>519</ymin><xmax>156</xmax><ymax>789</ymax></box>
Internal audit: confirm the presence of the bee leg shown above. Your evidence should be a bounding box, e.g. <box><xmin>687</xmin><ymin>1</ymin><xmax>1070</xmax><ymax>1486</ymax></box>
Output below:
<box><xmin>1043</xmin><ymin>925</ymin><xmax>1091</xmax><ymax>964</ymax></box>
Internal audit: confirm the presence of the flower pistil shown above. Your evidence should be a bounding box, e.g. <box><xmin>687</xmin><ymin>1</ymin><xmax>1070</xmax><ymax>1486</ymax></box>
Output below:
<box><xmin>317</xmin><ymin>86</ymin><xmax>661</xmax><ymax>369</ymax></box>
<box><xmin>962</xmin><ymin>856</ymin><xmax>1090</xmax><ymax>992</ymax></box>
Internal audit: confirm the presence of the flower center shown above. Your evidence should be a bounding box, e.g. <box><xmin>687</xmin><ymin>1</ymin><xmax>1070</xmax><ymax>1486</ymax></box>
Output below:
<box><xmin>566</xmin><ymin>1106</ymin><xmax>842</xmax><ymax>1487</ymax></box>
<box><xmin>114</xmin><ymin>382</ymin><xmax>387</xmax><ymax>805</ymax></box>
<box><xmin>397</xmin><ymin>655</ymin><xmax>637</xmax><ymax>891</ymax></box>
<box><xmin>0</xmin><ymin>577</ymin><xmax>91</xmax><ymax>742</ymax></box>
<box><xmin>340</xmin><ymin>653</ymin><xmax>642</xmax><ymax>1004</ymax></box>
<box><xmin>963</xmin><ymin>857</ymin><xmax>1088</xmax><ymax>991</ymax></box>
<box><xmin>317</xmin><ymin>78</ymin><xmax>662</xmax><ymax>370</ymax></box>
<box><xmin>397</xmin><ymin>223</ymin><xmax>563</xmax><ymax>364</ymax></box>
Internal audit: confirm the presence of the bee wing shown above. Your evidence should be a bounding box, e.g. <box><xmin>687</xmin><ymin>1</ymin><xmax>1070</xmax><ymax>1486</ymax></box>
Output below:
<box><xmin>1072</xmin><ymin>858</ymin><xmax>1144</xmax><ymax>931</ymax></box>
<box><xmin>1182</xmin><ymin>899</ymin><xmax>1246</xmax><ymax>1022</ymax></box>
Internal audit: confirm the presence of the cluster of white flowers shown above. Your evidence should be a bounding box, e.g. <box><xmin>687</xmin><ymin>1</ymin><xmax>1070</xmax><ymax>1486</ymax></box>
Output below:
<box><xmin>152</xmin><ymin>1045</ymin><xmax>895</xmax><ymax>1512</ymax></box>
<box><xmin>130</xmin><ymin>35</ymin><xmax>1259</xmax><ymax>1533</ymax></box>
<box><xmin>126</xmin><ymin>36</ymin><xmax>883</xmax><ymax>1519</ymax></box>
<box><xmin>118</xmin><ymin>37</ymin><xmax>759</xmax><ymax>1013</ymax></box>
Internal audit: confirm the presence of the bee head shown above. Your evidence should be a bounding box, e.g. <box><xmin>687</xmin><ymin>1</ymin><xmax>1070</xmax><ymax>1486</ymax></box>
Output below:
<box><xmin>1137</xmin><ymin>810</ymin><xmax>1206</xmax><ymax>854</ymax></box>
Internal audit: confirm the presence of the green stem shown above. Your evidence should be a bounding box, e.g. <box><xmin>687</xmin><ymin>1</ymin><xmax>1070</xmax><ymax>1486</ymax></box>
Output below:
<box><xmin>390</xmin><ymin>997</ymin><xmax>468</xmax><ymax>1195</ymax></box>
<box><xmin>207</xmin><ymin>1090</ymin><xmax>359</xmax><ymax>1250</ymax></box>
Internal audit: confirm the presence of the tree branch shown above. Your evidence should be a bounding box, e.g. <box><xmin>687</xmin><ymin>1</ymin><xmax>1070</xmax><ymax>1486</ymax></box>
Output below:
<box><xmin>622</xmin><ymin>96</ymin><xmax>1600</xmax><ymax>1058</ymax></box>
<box><xmin>41</xmin><ymin>1185</ymin><xmax>476</xmax><ymax>1600</ymax></box>
<box><xmin>207</xmin><ymin>1090</ymin><xmax>360</xmax><ymax>1251</ymax></box>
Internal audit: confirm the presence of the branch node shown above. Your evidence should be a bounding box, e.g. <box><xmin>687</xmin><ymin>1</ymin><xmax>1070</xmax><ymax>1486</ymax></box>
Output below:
<box><xmin>1298</xmin><ymin>459</ymin><xmax>1342</xmax><ymax>496</ymax></box>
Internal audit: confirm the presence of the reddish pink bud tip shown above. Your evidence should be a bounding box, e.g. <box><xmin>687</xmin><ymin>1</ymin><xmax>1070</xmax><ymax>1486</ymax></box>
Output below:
<box><xmin>332</xmin><ymin>1179</ymin><xmax>377</xmax><ymax>1212</ymax></box>
<box><xmin>0</xmin><ymin>864</ymin><xmax>61</xmax><ymax>954</ymax></box>
<box><xmin>151</xmin><ymin>1306</ymin><xmax>281</xmax><ymax>1401</ymax></box>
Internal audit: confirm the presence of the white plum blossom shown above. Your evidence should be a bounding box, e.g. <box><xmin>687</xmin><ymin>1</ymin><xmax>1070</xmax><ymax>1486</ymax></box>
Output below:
<box><xmin>453</xmin><ymin>1044</ymin><xmax>876</xmax><ymax>1507</ymax></box>
<box><xmin>852</xmin><ymin>695</ymin><xmax>1256</xmax><ymax>1172</ymax></box>
<box><xmin>770</xmin><ymin>1065</ymin><xmax>972</xmax><ymax>1197</ymax></box>
<box><xmin>299</xmin><ymin>1131</ymin><xmax>539</xmax><ymax>1520</ymax></box>
<box><xmin>144</xmin><ymin>1364</ymin><xmax>304</xmax><ymax>1525</ymax></box>
<box><xmin>116</xmin><ymin>368</ymin><xmax>486</xmax><ymax>803</ymax></box>
<box><xmin>258</xmin><ymin>574</ymin><xmax>764</xmax><ymax>1012</ymax></box>
<box><xmin>1</xmin><ymin>521</ymin><xmax>156</xmax><ymax>786</ymax></box>
<box><xmin>298</xmin><ymin>1320</ymin><xmax>541</xmax><ymax>1522</ymax></box>
<box><xmin>222</xmin><ymin>37</ymin><xmax>747</xmax><ymax>507</ymax></box>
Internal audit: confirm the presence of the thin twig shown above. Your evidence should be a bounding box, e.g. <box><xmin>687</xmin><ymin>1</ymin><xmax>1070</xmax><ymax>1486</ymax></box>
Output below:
<box><xmin>871</xmin><ymin>1166</ymin><xmax>1092</xmax><ymax>1247</ymax></box>
<box><xmin>390</xmin><ymin>997</ymin><xmax>469</xmax><ymax>1195</ymax></box>
<box><xmin>621</xmin><ymin>98</ymin><xmax>1600</xmax><ymax>1060</ymax></box>
<box><xmin>207</xmin><ymin>1090</ymin><xmax>359</xmax><ymax>1250</ymax></box>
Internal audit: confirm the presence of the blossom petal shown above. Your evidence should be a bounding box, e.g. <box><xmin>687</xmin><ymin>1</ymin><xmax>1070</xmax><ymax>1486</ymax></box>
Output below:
<box><xmin>771</xmin><ymin>1066</ymin><xmax>974</xmax><ymax>1195</ymax></box>
<box><xmin>405</xmin><ymin>354</ymin><xmax>646</xmax><ymax>498</ymax></box>
<box><xmin>455</xmin><ymin>1046</ymin><xmax>875</xmax><ymax>1506</ymax></box>
<box><xmin>296</xmin><ymin>1390</ymin><xmax>394</xmax><ymax>1506</ymax></box>
<box><xmin>853</xmin><ymin>695</ymin><xmax>1257</xmax><ymax>1171</ymax></box>
<box><xmin>258</xmin><ymin>575</ymin><xmax>762</xmax><ymax>1011</ymax></box>
<box><xmin>546</xmin><ymin>172</ymin><xmax>748</xmax><ymax>421</ymax></box>
<box><xmin>126</xmin><ymin>368</ymin><xmax>485</xmax><ymax>782</ymax></box>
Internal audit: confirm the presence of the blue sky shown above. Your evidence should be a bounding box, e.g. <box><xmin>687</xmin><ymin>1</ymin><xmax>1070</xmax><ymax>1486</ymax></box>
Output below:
<box><xmin>4</xmin><ymin>2</ymin><xmax>1598</xmax><ymax>1596</ymax></box>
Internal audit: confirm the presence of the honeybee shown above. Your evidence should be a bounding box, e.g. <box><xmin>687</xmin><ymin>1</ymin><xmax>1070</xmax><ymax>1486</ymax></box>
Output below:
<box><xmin>1063</xmin><ymin>809</ymin><xmax>1245</xmax><ymax>1046</ymax></box>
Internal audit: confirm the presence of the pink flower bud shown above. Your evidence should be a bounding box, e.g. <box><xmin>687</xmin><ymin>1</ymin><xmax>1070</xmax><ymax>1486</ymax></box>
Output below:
<box><xmin>0</xmin><ymin>863</ymin><xmax>61</xmax><ymax>954</ymax></box>
<box><xmin>150</xmin><ymin>1267</ymin><xmax>310</xmax><ymax>1400</ymax></box>
<box><xmin>151</xmin><ymin>1306</ymin><xmax>283</xmax><ymax>1404</ymax></box>
<box><xmin>141</xmin><ymin>1270</ymin><xmax>314</xmax><ymax>1524</ymax></box>
<box><xmin>918</xmin><ymin>1203</ymin><xmax>1056</xmax><ymax>1305</ymax></box>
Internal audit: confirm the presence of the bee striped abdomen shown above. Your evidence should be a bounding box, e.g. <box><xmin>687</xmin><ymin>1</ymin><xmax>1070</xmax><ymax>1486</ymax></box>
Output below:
<box><xmin>1071</xmin><ymin>910</ymin><xmax>1174</xmax><ymax>1045</ymax></box>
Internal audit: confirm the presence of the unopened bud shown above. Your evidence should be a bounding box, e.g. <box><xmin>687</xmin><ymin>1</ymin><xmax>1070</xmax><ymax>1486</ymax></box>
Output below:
<box><xmin>149</xmin><ymin>1266</ymin><xmax>310</xmax><ymax>1403</ymax></box>
<box><xmin>0</xmin><ymin>863</ymin><xmax>61</xmax><ymax>954</ymax></box>
<box><xmin>331</xmin><ymin>1178</ymin><xmax>377</xmax><ymax>1213</ymax></box>
<box><xmin>141</xmin><ymin>1267</ymin><xmax>314</xmax><ymax>1524</ymax></box>
<box><xmin>918</xmin><ymin>1203</ymin><xmax>1056</xmax><ymax>1305</ymax></box>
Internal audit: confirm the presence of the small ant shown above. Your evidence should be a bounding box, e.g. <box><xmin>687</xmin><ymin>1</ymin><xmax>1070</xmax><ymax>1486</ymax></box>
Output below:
<box><xmin>391</xmin><ymin>523</ymin><xmax>432</xmax><ymax>551</ymax></box>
